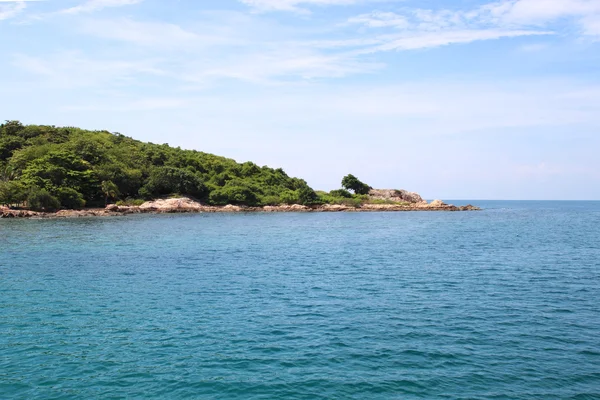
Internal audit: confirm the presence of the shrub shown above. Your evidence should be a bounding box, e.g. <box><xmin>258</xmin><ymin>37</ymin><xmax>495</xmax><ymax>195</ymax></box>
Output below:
<box><xmin>27</xmin><ymin>187</ymin><xmax>60</xmax><ymax>211</ymax></box>
<box><xmin>209</xmin><ymin>184</ymin><xmax>260</xmax><ymax>206</ymax></box>
<box><xmin>279</xmin><ymin>190</ymin><xmax>299</xmax><ymax>205</ymax></box>
<box><xmin>329</xmin><ymin>189</ymin><xmax>352</xmax><ymax>198</ymax></box>
<box><xmin>140</xmin><ymin>166</ymin><xmax>207</xmax><ymax>199</ymax></box>
<box><xmin>116</xmin><ymin>198</ymin><xmax>145</xmax><ymax>206</ymax></box>
<box><xmin>260</xmin><ymin>195</ymin><xmax>282</xmax><ymax>206</ymax></box>
<box><xmin>0</xmin><ymin>181</ymin><xmax>26</xmax><ymax>206</ymax></box>
<box><xmin>55</xmin><ymin>187</ymin><xmax>86</xmax><ymax>209</ymax></box>
<box><xmin>297</xmin><ymin>185</ymin><xmax>320</xmax><ymax>205</ymax></box>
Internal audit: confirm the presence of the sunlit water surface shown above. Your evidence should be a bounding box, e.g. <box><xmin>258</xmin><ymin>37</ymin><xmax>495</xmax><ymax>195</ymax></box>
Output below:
<box><xmin>1</xmin><ymin>201</ymin><xmax>599</xmax><ymax>399</ymax></box>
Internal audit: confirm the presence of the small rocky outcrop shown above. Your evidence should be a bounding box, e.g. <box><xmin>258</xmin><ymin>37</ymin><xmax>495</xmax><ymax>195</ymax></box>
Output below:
<box><xmin>368</xmin><ymin>189</ymin><xmax>426</xmax><ymax>204</ymax></box>
<box><xmin>1</xmin><ymin>207</ymin><xmax>40</xmax><ymax>218</ymax></box>
<box><xmin>264</xmin><ymin>204</ymin><xmax>309</xmax><ymax>212</ymax></box>
<box><xmin>139</xmin><ymin>198</ymin><xmax>204</xmax><ymax>212</ymax></box>
<box><xmin>1</xmin><ymin>196</ymin><xmax>480</xmax><ymax>219</ymax></box>
<box><xmin>428</xmin><ymin>199</ymin><xmax>446</xmax><ymax>207</ymax></box>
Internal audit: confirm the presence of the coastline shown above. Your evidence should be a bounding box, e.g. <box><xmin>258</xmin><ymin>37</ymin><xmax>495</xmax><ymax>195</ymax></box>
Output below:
<box><xmin>1</xmin><ymin>198</ymin><xmax>480</xmax><ymax>219</ymax></box>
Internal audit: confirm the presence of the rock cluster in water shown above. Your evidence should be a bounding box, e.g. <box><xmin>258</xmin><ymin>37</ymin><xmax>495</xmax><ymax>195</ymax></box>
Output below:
<box><xmin>1</xmin><ymin>190</ymin><xmax>479</xmax><ymax>219</ymax></box>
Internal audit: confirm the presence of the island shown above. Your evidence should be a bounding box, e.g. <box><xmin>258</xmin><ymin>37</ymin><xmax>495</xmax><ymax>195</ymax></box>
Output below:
<box><xmin>0</xmin><ymin>121</ymin><xmax>478</xmax><ymax>218</ymax></box>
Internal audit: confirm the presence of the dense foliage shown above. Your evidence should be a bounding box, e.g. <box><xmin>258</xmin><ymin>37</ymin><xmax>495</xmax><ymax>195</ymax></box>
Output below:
<box><xmin>0</xmin><ymin>121</ymin><xmax>319</xmax><ymax>209</ymax></box>
<box><xmin>341</xmin><ymin>174</ymin><xmax>372</xmax><ymax>195</ymax></box>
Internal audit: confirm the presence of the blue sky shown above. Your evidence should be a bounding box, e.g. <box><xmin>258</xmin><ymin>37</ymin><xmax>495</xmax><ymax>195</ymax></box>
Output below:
<box><xmin>1</xmin><ymin>0</ymin><xmax>599</xmax><ymax>199</ymax></box>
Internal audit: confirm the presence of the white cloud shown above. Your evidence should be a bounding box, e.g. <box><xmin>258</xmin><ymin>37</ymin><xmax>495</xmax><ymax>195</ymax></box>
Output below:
<box><xmin>81</xmin><ymin>18</ymin><xmax>204</xmax><ymax>48</ymax></box>
<box><xmin>347</xmin><ymin>11</ymin><xmax>409</xmax><ymax>28</ymax></box>
<box><xmin>183</xmin><ymin>50</ymin><xmax>382</xmax><ymax>84</ymax></box>
<box><xmin>60</xmin><ymin>0</ymin><xmax>143</xmax><ymax>15</ymax></box>
<box><xmin>61</xmin><ymin>97</ymin><xmax>189</xmax><ymax>112</ymax></box>
<box><xmin>363</xmin><ymin>29</ymin><xmax>550</xmax><ymax>53</ymax></box>
<box><xmin>12</xmin><ymin>52</ymin><xmax>164</xmax><ymax>88</ymax></box>
<box><xmin>345</xmin><ymin>4</ymin><xmax>556</xmax><ymax>54</ymax></box>
<box><xmin>582</xmin><ymin>14</ymin><xmax>600</xmax><ymax>38</ymax></box>
<box><xmin>240</xmin><ymin>0</ymin><xmax>370</xmax><ymax>13</ymax></box>
<box><xmin>0</xmin><ymin>1</ymin><xmax>25</xmax><ymax>20</ymax></box>
<box><xmin>494</xmin><ymin>0</ymin><xmax>600</xmax><ymax>25</ymax></box>
<box><xmin>349</xmin><ymin>0</ymin><xmax>600</xmax><ymax>40</ymax></box>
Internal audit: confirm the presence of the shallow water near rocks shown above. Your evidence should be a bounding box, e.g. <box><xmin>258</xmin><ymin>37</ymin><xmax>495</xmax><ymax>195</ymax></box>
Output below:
<box><xmin>1</xmin><ymin>201</ymin><xmax>600</xmax><ymax>399</ymax></box>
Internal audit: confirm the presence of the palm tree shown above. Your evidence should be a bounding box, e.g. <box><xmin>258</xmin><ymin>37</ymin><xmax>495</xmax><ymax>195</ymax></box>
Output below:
<box><xmin>0</xmin><ymin>164</ymin><xmax>18</xmax><ymax>182</ymax></box>
<box><xmin>101</xmin><ymin>180</ymin><xmax>119</xmax><ymax>207</ymax></box>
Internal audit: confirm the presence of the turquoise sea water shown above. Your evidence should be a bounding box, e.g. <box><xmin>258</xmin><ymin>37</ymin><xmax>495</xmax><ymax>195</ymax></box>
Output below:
<box><xmin>1</xmin><ymin>201</ymin><xmax>600</xmax><ymax>399</ymax></box>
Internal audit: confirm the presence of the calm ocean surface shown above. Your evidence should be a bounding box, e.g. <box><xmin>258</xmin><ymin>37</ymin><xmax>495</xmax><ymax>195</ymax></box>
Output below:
<box><xmin>1</xmin><ymin>201</ymin><xmax>599</xmax><ymax>399</ymax></box>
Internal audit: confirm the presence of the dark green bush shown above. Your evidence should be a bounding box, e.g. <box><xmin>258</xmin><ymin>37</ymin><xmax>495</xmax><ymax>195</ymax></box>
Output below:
<box><xmin>329</xmin><ymin>189</ymin><xmax>352</xmax><ymax>198</ymax></box>
<box><xmin>139</xmin><ymin>166</ymin><xmax>207</xmax><ymax>199</ymax></box>
<box><xmin>1</xmin><ymin>121</ymin><xmax>320</xmax><ymax>209</ymax></box>
<box><xmin>209</xmin><ymin>184</ymin><xmax>261</xmax><ymax>206</ymax></box>
<box><xmin>55</xmin><ymin>187</ymin><xmax>86</xmax><ymax>209</ymax></box>
<box><xmin>116</xmin><ymin>198</ymin><xmax>145</xmax><ymax>206</ymax></box>
<box><xmin>27</xmin><ymin>187</ymin><xmax>60</xmax><ymax>211</ymax></box>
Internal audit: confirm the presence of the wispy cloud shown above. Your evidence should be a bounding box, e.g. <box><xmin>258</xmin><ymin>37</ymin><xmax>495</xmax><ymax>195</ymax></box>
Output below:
<box><xmin>13</xmin><ymin>51</ymin><xmax>164</xmax><ymax>88</ymax></box>
<box><xmin>81</xmin><ymin>18</ymin><xmax>206</xmax><ymax>48</ymax></box>
<box><xmin>348</xmin><ymin>0</ymin><xmax>600</xmax><ymax>40</ymax></box>
<box><xmin>240</xmin><ymin>0</ymin><xmax>376</xmax><ymax>13</ymax></box>
<box><xmin>360</xmin><ymin>29</ymin><xmax>550</xmax><ymax>53</ymax></box>
<box><xmin>59</xmin><ymin>0</ymin><xmax>143</xmax><ymax>15</ymax></box>
<box><xmin>0</xmin><ymin>0</ymin><xmax>27</xmax><ymax>21</ymax></box>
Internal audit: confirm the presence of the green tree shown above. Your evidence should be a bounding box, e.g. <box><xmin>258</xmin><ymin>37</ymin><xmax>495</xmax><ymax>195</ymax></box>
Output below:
<box><xmin>208</xmin><ymin>181</ymin><xmax>261</xmax><ymax>206</ymax></box>
<box><xmin>341</xmin><ymin>174</ymin><xmax>371</xmax><ymax>195</ymax></box>
<box><xmin>1</xmin><ymin>121</ymin><xmax>322</xmax><ymax>209</ymax></box>
<box><xmin>0</xmin><ymin>164</ymin><xmax>19</xmax><ymax>182</ymax></box>
<box><xmin>139</xmin><ymin>166</ymin><xmax>206</xmax><ymax>199</ymax></box>
<box><xmin>20</xmin><ymin>150</ymin><xmax>97</xmax><ymax>199</ymax></box>
<box><xmin>101</xmin><ymin>180</ymin><xmax>120</xmax><ymax>206</ymax></box>
<box><xmin>1</xmin><ymin>120</ymin><xmax>25</xmax><ymax>136</ymax></box>
<box><xmin>27</xmin><ymin>187</ymin><xmax>60</xmax><ymax>212</ymax></box>
<box><xmin>297</xmin><ymin>185</ymin><xmax>319</xmax><ymax>205</ymax></box>
<box><xmin>0</xmin><ymin>181</ymin><xmax>26</xmax><ymax>207</ymax></box>
<box><xmin>329</xmin><ymin>189</ymin><xmax>352</xmax><ymax>198</ymax></box>
<box><xmin>56</xmin><ymin>187</ymin><xmax>86</xmax><ymax>209</ymax></box>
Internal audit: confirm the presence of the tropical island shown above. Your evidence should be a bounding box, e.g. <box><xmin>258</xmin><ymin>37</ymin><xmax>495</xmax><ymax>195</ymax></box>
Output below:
<box><xmin>0</xmin><ymin>121</ymin><xmax>478</xmax><ymax>218</ymax></box>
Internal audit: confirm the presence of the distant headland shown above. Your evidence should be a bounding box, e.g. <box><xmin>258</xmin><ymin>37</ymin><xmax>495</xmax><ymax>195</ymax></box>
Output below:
<box><xmin>0</xmin><ymin>121</ymin><xmax>478</xmax><ymax>218</ymax></box>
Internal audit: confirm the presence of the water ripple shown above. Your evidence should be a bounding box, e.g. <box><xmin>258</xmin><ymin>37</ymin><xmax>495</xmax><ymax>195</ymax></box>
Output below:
<box><xmin>1</xmin><ymin>201</ymin><xmax>599</xmax><ymax>399</ymax></box>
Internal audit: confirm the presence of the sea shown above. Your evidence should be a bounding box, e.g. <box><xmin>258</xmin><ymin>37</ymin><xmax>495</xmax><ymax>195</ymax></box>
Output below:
<box><xmin>1</xmin><ymin>201</ymin><xmax>599</xmax><ymax>399</ymax></box>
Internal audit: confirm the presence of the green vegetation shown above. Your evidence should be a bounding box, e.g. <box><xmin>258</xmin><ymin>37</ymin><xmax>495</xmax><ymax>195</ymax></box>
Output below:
<box><xmin>0</xmin><ymin>121</ymin><xmax>319</xmax><ymax>209</ymax></box>
<box><xmin>0</xmin><ymin>121</ymin><xmax>408</xmax><ymax>211</ymax></box>
<box><xmin>341</xmin><ymin>174</ymin><xmax>372</xmax><ymax>195</ymax></box>
<box><xmin>315</xmin><ymin>175</ymin><xmax>370</xmax><ymax>208</ymax></box>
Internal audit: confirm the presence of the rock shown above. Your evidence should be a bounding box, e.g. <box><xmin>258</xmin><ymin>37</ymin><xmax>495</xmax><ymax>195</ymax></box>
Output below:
<box><xmin>321</xmin><ymin>204</ymin><xmax>350</xmax><ymax>211</ymax></box>
<box><xmin>368</xmin><ymin>189</ymin><xmax>426</xmax><ymax>204</ymax></box>
<box><xmin>289</xmin><ymin>204</ymin><xmax>309</xmax><ymax>211</ymax></box>
<box><xmin>139</xmin><ymin>197</ymin><xmax>204</xmax><ymax>212</ymax></box>
<box><xmin>361</xmin><ymin>203</ymin><xmax>398</xmax><ymax>210</ymax></box>
<box><xmin>262</xmin><ymin>204</ymin><xmax>309</xmax><ymax>212</ymax></box>
<box><xmin>428</xmin><ymin>199</ymin><xmax>446</xmax><ymax>207</ymax></box>
<box><xmin>0</xmin><ymin>196</ymin><xmax>480</xmax><ymax>218</ymax></box>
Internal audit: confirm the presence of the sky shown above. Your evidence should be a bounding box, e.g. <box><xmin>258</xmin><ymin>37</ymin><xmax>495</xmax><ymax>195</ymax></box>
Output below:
<box><xmin>1</xmin><ymin>0</ymin><xmax>599</xmax><ymax>199</ymax></box>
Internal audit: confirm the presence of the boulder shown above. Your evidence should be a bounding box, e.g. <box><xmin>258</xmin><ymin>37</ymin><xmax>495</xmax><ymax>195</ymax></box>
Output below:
<box><xmin>428</xmin><ymin>199</ymin><xmax>446</xmax><ymax>207</ymax></box>
<box><xmin>139</xmin><ymin>197</ymin><xmax>204</xmax><ymax>211</ymax></box>
<box><xmin>368</xmin><ymin>189</ymin><xmax>426</xmax><ymax>204</ymax></box>
<box><xmin>222</xmin><ymin>204</ymin><xmax>242</xmax><ymax>212</ymax></box>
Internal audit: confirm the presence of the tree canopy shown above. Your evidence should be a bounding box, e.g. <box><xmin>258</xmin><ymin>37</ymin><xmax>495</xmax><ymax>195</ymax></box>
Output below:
<box><xmin>341</xmin><ymin>174</ymin><xmax>371</xmax><ymax>195</ymax></box>
<box><xmin>0</xmin><ymin>121</ymin><xmax>318</xmax><ymax>209</ymax></box>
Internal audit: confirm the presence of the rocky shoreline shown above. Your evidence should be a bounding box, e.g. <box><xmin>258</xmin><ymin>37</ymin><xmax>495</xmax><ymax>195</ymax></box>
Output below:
<box><xmin>1</xmin><ymin>197</ymin><xmax>480</xmax><ymax>219</ymax></box>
